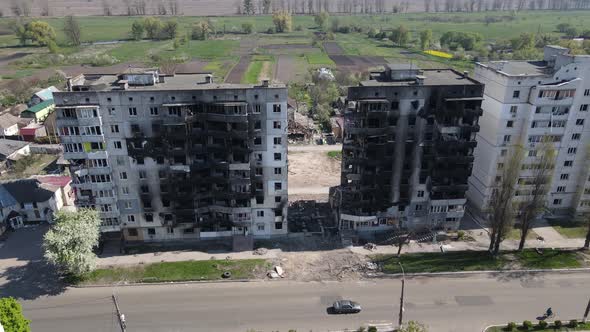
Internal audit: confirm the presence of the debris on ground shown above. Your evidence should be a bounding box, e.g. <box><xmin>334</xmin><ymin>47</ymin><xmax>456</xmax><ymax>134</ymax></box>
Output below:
<box><xmin>364</xmin><ymin>243</ymin><xmax>377</xmax><ymax>251</ymax></box>
<box><xmin>365</xmin><ymin>262</ymin><xmax>378</xmax><ymax>270</ymax></box>
<box><xmin>267</xmin><ymin>271</ymin><xmax>280</xmax><ymax>279</ymax></box>
<box><xmin>253</xmin><ymin>248</ymin><xmax>268</xmax><ymax>255</ymax></box>
<box><xmin>275</xmin><ymin>266</ymin><xmax>285</xmax><ymax>277</ymax></box>
<box><xmin>272</xmin><ymin>249</ymin><xmax>369</xmax><ymax>281</ymax></box>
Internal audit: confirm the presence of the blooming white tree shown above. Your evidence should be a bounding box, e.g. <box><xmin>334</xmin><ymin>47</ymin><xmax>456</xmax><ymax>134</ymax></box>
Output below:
<box><xmin>43</xmin><ymin>209</ymin><xmax>101</xmax><ymax>276</ymax></box>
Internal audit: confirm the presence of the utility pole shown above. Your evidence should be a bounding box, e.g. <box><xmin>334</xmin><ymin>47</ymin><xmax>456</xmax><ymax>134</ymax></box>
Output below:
<box><xmin>112</xmin><ymin>294</ymin><xmax>126</xmax><ymax>332</ymax></box>
<box><xmin>398</xmin><ymin>262</ymin><xmax>405</xmax><ymax>330</ymax></box>
<box><xmin>583</xmin><ymin>297</ymin><xmax>590</xmax><ymax>323</ymax></box>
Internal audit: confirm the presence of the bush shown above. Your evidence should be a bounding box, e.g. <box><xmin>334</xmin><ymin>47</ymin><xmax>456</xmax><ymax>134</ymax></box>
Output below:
<box><xmin>367</xmin><ymin>327</ymin><xmax>377</xmax><ymax>332</ymax></box>
<box><xmin>522</xmin><ymin>320</ymin><xmax>533</xmax><ymax>330</ymax></box>
<box><xmin>569</xmin><ymin>319</ymin><xmax>578</xmax><ymax>328</ymax></box>
<box><xmin>506</xmin><ymin>322</ymin><xmax>516</xmax><ymax>331</ymax></box>
<box><xmin>537</xmin><ymin>320</ymin><xmax>548</xmax><ymax>329</ymax></box>
<box><xmin>457</xmin><ymin>230</ymin><xmax>466</xmax><ymax>240</ymax></box>
<box><xmin>294</xmin><ymin>25</ymin><xmax>303</xmax><ymax>31</ymax></box>
<box><xmin>266</xmin><ymin>27</ymin><xmax>275</xmax><ymax>34</ymax></box>
<box><xmin>554</xmin><ymin>320</ymin><xmax>562</xmax><ymax>328</ymax></box>
<box><xmin>242</xmin><ymin>22</ymin><xmax>254</xmax><ymax>34</ymax></box>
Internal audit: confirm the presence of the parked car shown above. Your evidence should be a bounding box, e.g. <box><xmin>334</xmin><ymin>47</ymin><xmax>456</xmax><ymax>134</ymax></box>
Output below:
<box><xmin>332</xmin><ymin>300</ymin><xmax>362</xmax><ymax>314</ymax></box>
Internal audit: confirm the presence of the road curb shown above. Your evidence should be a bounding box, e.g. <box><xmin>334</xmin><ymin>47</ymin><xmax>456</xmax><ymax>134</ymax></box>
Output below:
<box><xmin>72</xmin><ymin>278</ymin><xmax>277</xmax><ymax>288</ymax></box>
<box><xmin>366</xmin><ymin>267</ymin><xmax>590</xmax><ymax>278</ymax></box>
<box><xmin>482</xmin><ymin>319</ymin><xmax>583</xmax><ymax>332</ymax></box>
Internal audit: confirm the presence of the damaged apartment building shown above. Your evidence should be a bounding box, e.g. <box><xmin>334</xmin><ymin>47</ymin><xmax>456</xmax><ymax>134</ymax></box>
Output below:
<box><xmin>55</xmin><ymin>69</ymin><xmax>288</xmax><ymax>242</ymax></box>
<box><xmin>330</xmin><ymin>65</ymin><xmax>484</xmax><ymax>235</ymax></box>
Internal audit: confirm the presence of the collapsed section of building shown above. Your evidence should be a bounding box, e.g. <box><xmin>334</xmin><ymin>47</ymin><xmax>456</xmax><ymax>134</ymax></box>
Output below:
<box><xmin>55</xmin><ymin>69</ymin><xmax>288</xmax><ymax>243</ymax></box>
<box><xmin>330</xmin><ymin>65</ymin><xmax>484</xmax><ymax>236</ymax></box>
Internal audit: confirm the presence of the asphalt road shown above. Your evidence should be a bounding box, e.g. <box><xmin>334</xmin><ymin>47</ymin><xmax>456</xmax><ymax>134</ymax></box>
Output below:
<box><xmin>20</xmin><ymin>273</ymin><xmax>590</xmax><ymax>332</ymax></box>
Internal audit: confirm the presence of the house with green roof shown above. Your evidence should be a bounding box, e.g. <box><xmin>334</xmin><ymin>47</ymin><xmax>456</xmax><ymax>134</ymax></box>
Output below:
<box><xmin>21</xmin><ymin>99</ymin><xmax>55</xmax><ymax>122</ymax></box>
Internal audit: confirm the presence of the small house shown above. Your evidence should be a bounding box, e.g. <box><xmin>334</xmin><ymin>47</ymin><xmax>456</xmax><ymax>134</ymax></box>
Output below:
<box><xmin>30</xmin><ymin>86</ymin><xmax>59</xmax><ymax>106</ymax></box>
<box><xmin>0</xmin><ymin>139</ymin><xmax>31</xmax><ymax>169</ymax></box>
<box><xmin>0</xmin><ymin>113</ymin><xmax>21</xmax><ymax>137</ymax></box>
<box><xmin>21</xmin><ymin>99</ymin><xmax>55</xmax><ymax>123</ymax></box>
<box><xmin>20</xmin><ymin>124</ymin><xmax>47</xmax><ymax>142</ymax></box>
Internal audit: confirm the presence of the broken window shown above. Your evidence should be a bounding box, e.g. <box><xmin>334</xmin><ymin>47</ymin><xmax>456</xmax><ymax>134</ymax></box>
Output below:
<box><xmin>274</xmin><ymin>153</ymin><xmax>281</xmax><ymax>161</ymax></box>
<box><xmin>275</xmin><ymin>222</ymin><xmax>283</xmax><ymax>230</ymax></box>
<box><xmin>273</xmin><ymin>104</ymin><xmax>281</xmax><ymax>113</ymax></box>
<box><xmin>256</xmin><ymin>196</ymin><xmax>264</xmax><ymax>204</ymax></box>
<box><xmin>274</xmin><ymin>167</ymin><xmax>282</xmax><ymax>175</ymax></box>
<box><xmin>147</xmin><ymin>228</ymin><xmax>156</xmax><ymax>235</ymax></box>
<box><xmin>273</xmin><ymin>121</ymin><xmax>281</xmax><ymax>129</ymax></box>
<box><xmin>273</xmin><ymin>137</ymin><xmax>281</xmax><ymax>145</ymax></box>
<box><xmin>275</xmin><ymin>196</ymin><xmax>281</xmax><ymax>203</ymax></box>
<box><xmin>257</xmin><ymin>210</ymin><xmax>264</xmax><ymax>217</ymax></box>
<box><xmin>254</xmin><ymin>137</ymin><xmax>262</xmax><ymax>145</ymax></box>
<box><xmin>128</xmin><ymin>107</ymin><xmax>137</xmax><ymax>116</ymax></box>
<box><xmin>127</xmin><ymin>228</ymin><xmax>138</xmax><ymax>236</ymax></box>
<box><xmin>274</xmin><ymin>182</ymin><xmax>282</xmax><ymax>190</ymax></box>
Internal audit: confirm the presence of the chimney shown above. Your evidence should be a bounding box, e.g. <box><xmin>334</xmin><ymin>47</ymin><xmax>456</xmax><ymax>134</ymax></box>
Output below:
<box><xmin>205</xmin><ymin>74</ymin><xmax>213</xmax><ymax>84</ymax></box>
<box><xmin>463</xmin><ymin>70</ymin><xmax>469</xmax><ymax>78</ymax></box>
<box><xmin>66</xmin><ymin>77</ymin><xmax>73</xmax><ymax>92</ymax></box>
<box><xmin>415</xmin><ymin>75</ymin><xmax>425</xmax><ymax>85</ymax></box>
<box><xmin>262</xmin><ymin>79</ymin><xmax>270</xmax><ymax>87</ymax></box>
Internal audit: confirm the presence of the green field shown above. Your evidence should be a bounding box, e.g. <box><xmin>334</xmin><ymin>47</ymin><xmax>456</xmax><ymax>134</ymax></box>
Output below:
<box><xmin>1</xmin><ymin>11</ymin><xmax>590</xmax><ymax>82</ymax></box>
<box><xmin>241</xmin><ymin>55</ymin><xmax>274</xmax><ymax>84</ymax></box>
<box><xmin>2</xmin><ymin>11</ymin><xmax>589</xmax><ymax>46</ymax></box>
<box><xmin>78</xmin><ymin>259</ymin><xmax>269</xmax><ymax>285</ymax></box>
<box><xmin>374</xmin><ymin>249</ymin><xmax>586</xmax><ymax>274</ymax></box>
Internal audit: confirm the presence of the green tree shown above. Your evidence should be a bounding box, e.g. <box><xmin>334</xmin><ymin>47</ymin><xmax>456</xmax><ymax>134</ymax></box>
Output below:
<box><xmin>420</xmin><ymin>29</ymin><xmax>433</xmax><ymax>50</ymax></box>
<box><xmin>12</xmin><ymin>21</ymin><xmax>28</xmax><ymax>46</ymax></box>
<box><xmin>130</xmin><ymin>20</ymin><xmax>144</xmax><ymax>40</ymax></box>
<box><xmin>26</xmin><ymin>21</ymin><xmax>56</xmax><ymax>46</ymax></box>
<box><xmin>556</xmin><ymin>23</ymin><xmax>572</xmax><ymax>33</ymax></box>
<box><xmin>314</xmin><ymin>12</ymin><xmax>329</xmax><ymax>30</ymax></box>
<box><xmin>159</xmin><ymin>20</ymin><xmax>178</xmax><ymax>40</ymax></box>
<box><xmin>440</xmin><ymin>31</ymin><xmax>482</xmax><ymax>51</ymax></box>
<box><xmin>191</xmin><ymin>20</ymin><xmax>213</xmax><ymax>40</ymax></box>
<box><xmin>63</xmin><ymin>15</ymin><xmax>81</xmax><ymax>46</ymax></box>
<box><xmin>272</xmin><ymin>10</ymin><xmax>292</xmax><ymax>33</ymax></box>
<box><xmin>564</xmin><ymin>27</ymin><xmax>579</xmax><ymax>38</ymax></box>
<box><xmin>143</xmin><ymin>17</ymin><xmax>162</xmax><ymax>39</ymax></box>
<box><xmin>43</xmin><ymin>209</ymin><xmax>101</xmax><ymax>276</ymax></box>
<box><xmin>511</xmin><ymin>33</ymin><xmax>536</xmax><ymax>51</ymax></box>
<box><xmin>390</xmin><ymin>25</ymin><xmax>410</xmax><ymax>47</ymax></box>
<box><xmin>0</xmin><ymin>297</ymin><xmax>30</xmax><ymax>332</ymax></box>
<box><xmin>242</xmin><ymin>22</ymin><xmax>254</xmax><ymax>34</ymax></box>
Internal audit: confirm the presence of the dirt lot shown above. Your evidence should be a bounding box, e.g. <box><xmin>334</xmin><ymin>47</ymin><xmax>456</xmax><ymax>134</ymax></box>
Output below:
<box><xmin>288</xmin><ymin>146</ymin><xmax>341</xmax><ymax>198</ymax></box>
<box><xmin>329</xmin><ymin>55</ymin><xmax>387</xmax><ymax>70</ymax></box>
<box><xmin>323</xmin><ymin>42</ymin><xmax>345</xmax><ymax>55</ymax></box>
<box><xmin>224</xmin><ymin>55</ymin><xmax>251</xmax><ymax>83</ymax></box>
<box><xmin>272</xmin><ymin>249</ymin><xmax>370</xmax><ymax>281</ymax></box>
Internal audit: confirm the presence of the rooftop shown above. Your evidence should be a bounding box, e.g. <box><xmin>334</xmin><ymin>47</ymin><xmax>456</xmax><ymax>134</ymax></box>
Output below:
<box><xmin>478</xmin><ymin>60</ymin><xmax>550</xmax><ymax>76</ymax></box>
<box><xmin>66</xmin><ymin>72</ymin><xmax>285</xmax><ymax>92</ymax></box>
<box><xmin>0</xmin><ymin>179</ymin><xmax>57</xmax><ymax>204</ymax></box>
<box><xmin>360</xmin><ymin>68</ymin><xmax>480</xmax><ymax>87</ymax></box>
<box><xmin>0</xmin><ymin>113</ymin><xmax>20</xmax><ymax>129</ymax></box>
<box><xmin>0</xmin><ymin>139</ymin><xmax>29</xmax><ymax>158</ymax></box>
<box><xmin>25</xmin><ymin>99</ymin><xmax>54</xmax><ymax>114</ymax></box>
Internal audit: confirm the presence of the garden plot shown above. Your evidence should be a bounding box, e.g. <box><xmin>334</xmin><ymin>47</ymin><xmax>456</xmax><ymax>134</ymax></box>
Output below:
<box><xmin>323</xmin><ymin>42</ymin><xmax>345</xmax><ymax>55</ymax></box>
<box><xmin>329</xmin><ymin>55</ymin><xmax>387</xmax><ymax>71</ymax></box>
<box><xmin>225</xmin><ymin>55</ymin><xmax>252</xmax><ymax>83</ymax></box>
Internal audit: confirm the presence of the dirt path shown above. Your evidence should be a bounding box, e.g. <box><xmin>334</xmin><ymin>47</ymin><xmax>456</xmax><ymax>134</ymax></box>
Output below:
<box><xmin>259</xmin><ymin>61</ymin><xmax>272</xmax><ymax>81</ymax></box>
<box><xmin>225</xmin><ymin>55</ymin><xmax>251</xmax><ymax>83</ymax></box>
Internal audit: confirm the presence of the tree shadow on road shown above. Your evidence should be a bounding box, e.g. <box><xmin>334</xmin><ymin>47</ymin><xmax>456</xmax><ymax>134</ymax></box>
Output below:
<box><xmin>0</xmin><ymin>259</ymin><xmax>67</xmax><ymax>300</ymax></box>
<box><xmin>489</xmin><ymin>270</ymin><xmax>544</xmax><ymax>284</ymax></box>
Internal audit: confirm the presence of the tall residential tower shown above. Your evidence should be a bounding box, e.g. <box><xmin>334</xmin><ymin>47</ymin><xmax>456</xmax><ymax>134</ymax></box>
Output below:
<box><xmin>55</xmin><ymin>70</ymin><xmax>288</xmax><ymax>243</ymax></box>
<box><xmin>331</xmin><ymin>65</ymin><xmax>484</xmax><ymax>235</ymax></box>
<box><xmin>468</xmin><ymin>46</ymin><xmax>590</xmax><ymax>218</ymax></box>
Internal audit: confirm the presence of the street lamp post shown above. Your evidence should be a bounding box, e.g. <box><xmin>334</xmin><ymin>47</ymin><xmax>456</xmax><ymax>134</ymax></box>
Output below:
<box><xmin>398</xmin><ymin>262</ymin><xmax>405</xmax><ymax>330</ymax></box>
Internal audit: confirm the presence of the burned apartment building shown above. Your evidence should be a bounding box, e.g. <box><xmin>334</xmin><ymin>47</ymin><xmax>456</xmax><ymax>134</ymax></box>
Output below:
<box><xmin>55</xmin><ymin>70</ymin><xmax>288</xmax><ymax>242</ymax></box>
<box><xmin>330</xmin><ymin>65</ymin><xmax>484</xmax><ymax>235</ymax></box>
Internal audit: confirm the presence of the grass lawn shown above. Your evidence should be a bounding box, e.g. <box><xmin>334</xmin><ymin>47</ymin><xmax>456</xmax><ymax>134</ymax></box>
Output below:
<box><xmin>548</xmin><ymin>220</ymin><xmax>588</xmax><ymax>239</ymax></box>
<box><xmin>486</xmin><ymin>321</ymin><xmax>590</xmax><ymax>332</ymax></box>
<box><xmin>306</xmin><ymin>52</ymin><xmax>334</xmax><ymax>65</ymax></box>
<box><xmin>0</xmin><ymin>154</ymin><xmax>59</xmax><ymax>180</ymax></box>
<box><xmin>241</xmin><ymin>55</ymin><xmax>274</xmax><ymax>84</ymax></box>
<box><xmin>374</xmin><ymin>249</ymin><xmax>585</xmax><ymax>274</ymax></box>
<box><xmin>78</xmin><ymin>259</ymin><xmax>269</xmax><ymax>285</ymax></box>
<box><xmin>327</xmin><ymin>151</ymin><xmax>342</xmax><ymax>159</ymax></box>
<box><xmin>203</xmin><ymin>59</ymin><xmax>238</xmax><ymax>80</ymax></box>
